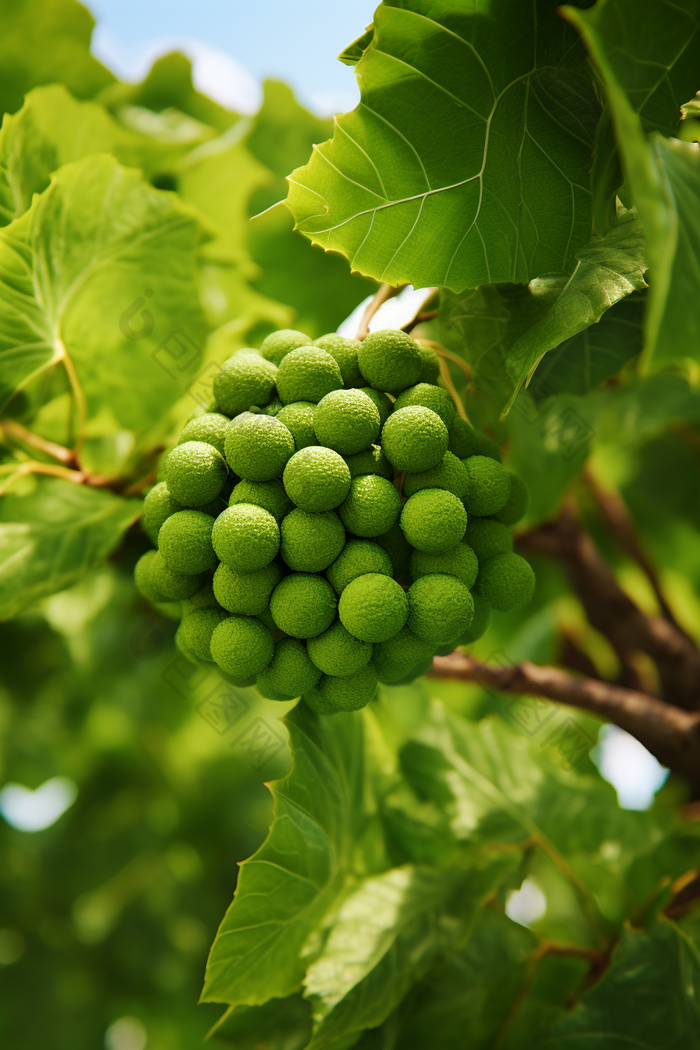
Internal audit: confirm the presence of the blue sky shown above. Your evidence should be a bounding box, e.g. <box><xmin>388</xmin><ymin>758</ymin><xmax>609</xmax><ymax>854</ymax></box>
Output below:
<box><xmin>88</xmin><ymin>0</ymin><xmax>378</xmax><ymax>115</ymax></box>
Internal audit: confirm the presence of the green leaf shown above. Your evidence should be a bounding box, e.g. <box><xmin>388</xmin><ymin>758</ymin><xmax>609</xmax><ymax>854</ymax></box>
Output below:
<box><xmin>303</xmin><ymin>865</ymin><xmax>466</xmax><ymax>1048</ymax></box>
<box><xmin>208</xmin><ymin>996</ymin><xmax>313</xmax><ymax>1049</ymax></box>
<box><xmin>0</xmin><ymin>477</ymin><xmax>140</xmax><ymax>619</ymax></box>
<box><xmin>527</xmin><ymin>294</ymin><xmax>644</xmax><ymax>401</ymax></box>
<box><xmin>439</xmin><ymin>208</ymin><xmax>647</xmax><ymax>413</ymax></box>
<box><xmin>247</xmin><ymin>81</ymin><xmax>376</xmax><ymax>338</ymax></box>
<box><xmin>0</xmin><ymin>153</ymin><xmax>208</xmax><ymax>440</ymax></box>
<box><xmin>541</xmin><ymin>920</ymin><xmax>700</xmax><ymax>1048</ymax></box>
<box><xmin>563</xmin><ymin>1</ymin><xmax>700</xmax><ymax>369</ymax></box>
<box><xmin>285</xmin><ymin>0</ymin><xmax>599</xmax><ymax>291</ymax></box>
<box><xmin>201</xmin><ymin>704</ymin><xmax>372</xmax><ymax>1007</ymax></box>
<box><xmin>0</xmin><ymin>0</ymin><xmax>115</xmax><ymax>119</ymax></box>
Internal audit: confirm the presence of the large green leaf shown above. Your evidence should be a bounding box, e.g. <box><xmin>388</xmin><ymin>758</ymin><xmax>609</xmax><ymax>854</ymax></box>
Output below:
<box><xmin>286</xmin><ymin>0</ymin><xmax>600</xmax><ymax>291</ymax></box>
<box><xmin>201</xmin><ymin>704</ymin><xmax>373</xmax><ymax>1007</ymax></box>
<box><xmin>209</xmin><ymin>996</ymin><xmax>313</xmax><ymax>1049</ymax></box>
<box><xmin>0</xmin><ymin>153</ymin><xmax>208</xmax><ymax>439</ymax></box>
<box><xmin>541</xmin><ymin>920</ymin><xmax>700</xmax><ymax>1048</ymax></box>
<box><xmin>0</xmin><ymin>477</ymin><xmax>140</xmax><ymax>619</ymax></box>
<box><xmin>0</xmin><ymin>0</ymin><xmax>115</xmax><ymax>119</ymax></box>
<box><xmin>439</xmin><ymin>208</ymin><xmax>647</xmax><ymax>413</ymax></box>
<box><xmin>247</xmin><ymin>81</ymin><xmax>376</xmax><ymax>339</ymax></box>
<box><xmin>564</xmin><ymin>1</ymin><xmax>700</xmax><ymax>369</ymax></box>
<box><xmin>303</xmin><ymin>863</ymin><xmax>487</xmax><ymax>1049</ymax></box>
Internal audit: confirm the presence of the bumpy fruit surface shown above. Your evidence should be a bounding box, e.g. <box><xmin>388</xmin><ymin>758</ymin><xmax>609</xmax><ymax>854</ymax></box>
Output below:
<box><xmin>136</xmin><ymin>326</ymin><xmax>534</xmax><ymax>713</ymax></box>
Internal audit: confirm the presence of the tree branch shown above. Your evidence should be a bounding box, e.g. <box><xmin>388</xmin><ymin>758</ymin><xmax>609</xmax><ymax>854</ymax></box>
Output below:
<box><xmin>517</xmin><ymin>503</ymin><xmax>700</xmax><ymax>710</ymax></box>
<box><xmin>1</xmin><ymin>420</ymin><xmax>78</xmax><ymax>466</ymax></box>
<box><xmin>355</xmin><ymin>283</ymin><xmax>400</xmax><ymax>340</ymax></box>
<box><xmin>429</xmin><ymin>652</ymin><xmax>700</xmax><ymax>784</ymax></box>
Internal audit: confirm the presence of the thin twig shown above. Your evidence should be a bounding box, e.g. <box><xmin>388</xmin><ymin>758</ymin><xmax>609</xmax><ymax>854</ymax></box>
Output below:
<box><xmin>355</xmin><ymin>283</ymin><xmax>400</xmax><ymax>340</ymax></box>
<box><xmin>0</xmin><ymin>460</ymin><xmax>86</xmax><ymax>495</ymax></box>
<box><xmin>583</xmin><ymin>466</ymin><xmax>686</xmax><ymax>633</ymax></box>
<box><xmin>438</xmin><ymin>356</ymin><xmax>468</xmax><ymax>421</ymax></box>
<box><xmin>0</xmin><ymin>420</ymin><xmax>77</xmax><ymax>466</ymax></box>
<box><xmin>402</xmin><ymin>309</ymin><xmax>438</xmax><ymax>333</ymax></box>
<box><xmin>416</xmin><ymin>338</ymin><xmax>473</xmax><ymax>386</ymax></box>
<box><xmin>429</xmin><ymin>651</ymin><xmax>700</xmax><ymax>784</ymax></box>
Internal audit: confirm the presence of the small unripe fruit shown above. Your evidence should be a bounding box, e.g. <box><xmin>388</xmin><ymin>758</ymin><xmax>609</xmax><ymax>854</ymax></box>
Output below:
<box><xmin>393</xmin><ymin>383</ymin><xmax>456</xmax><ymax>428</ymax></box>
<box><xmin>164</xmin><ymin>441</ymin><xmax>228</xmax><ymax>507</ymax></box>
<box><xmin>225</xmin><ymin>415</ymin><xmax>295</xmax><ymax>482</ymax></box>
<box><xmin>359</xmin><ymin>387</ymin><xmax>393</xmax><ymax>428</ymax></box>
<box><xmin>283</xmin><ymin>446</ymin><xmax>351</xmax><ymax>512</ymax></box>
<box><xmin>276</xmin><ymin>401</ymin><xmax>317</xmax><ymax>450</ymax></box>
<box><xmin>410</xmin><ymin>542</ymin><xmax>478</xmax><ymax>588</ymax></box>
<box><xmin>492</xmin><ymin>473</ymin><xmax>529</xmax><ymax>525</ymax></box>
<box><xmin>314</xmin><ymin>334</ymin><xmax>362</xmax><ymax>386</ymax></box>
<box><xmin>280</xmin><ymin>509</ymin><xmax>345</xmax><ymax>572</ymax></box>
<box><xmin>403</xmin><ymin>451</ymin><xmax>469</xmax><ymax>500</ymax></box>
<box><xmin>134</xmin><ymin>550</ymin><xmax>163</xmax><ymax>603</ymax></box>
<box><xmin>142</xmin><ymin>482</ymin><xmax>183</xmax><ymax>543</ymax></box>
<box><xmin>326</xmin><ymin>539</ymin><xmax>393</xmax><ymax>594</ymax></box>
<box><xmin>416</xmin><ymin>343</ymin><xmax>440</xmax><ymax>384</ymax></box>
<box><xmin>465</xmin><ymin>518</ymin><xmax>513</xmax><ymax>563</ymax></box>
<box><xmin>158</xmin><ymin>509</ymin><xmax>217</xmax><ymax>575</ymax></box>
<box><xmin>476</xmin><ymin>552</ymin><xmax>535</xmax><ymax>611</ymax></box>
<box><xmin>407</xmin><ymin>574</ymin><xmax>474</xmax><ymax>644</ymax></box>
<box><xmin>338</xmin><ymin>475</ymin><xmax>401</xmax><ymax>537</ymax></box>
<box><xmin>257</xmin><ymin>637</ymin><xmax>322</xmax><ymax>698</ymax></box>
<box><xmin>229</xmin><ymin>478</ymin><xmax>293</xmax><ymax>523</ymax></box>
<box><xmin>269</xmin><ymin>574</ymin><xmax>337</xmax><ymax>638</ymax></box>
<box><xmin>373</xmin><ymin>627</ymin><xmax>434</xmax><ymax>684</ymax></box>
<box><xmin>457</xmin><ymin>592</ymin><xmax>491</xmax><ymax>643</ymax></box>
<box><xmin>213</xmin><ymin>561</ymin><xmax>281</xmax><ymax>615</ymax></box>
<box><xmin>212</xmin><ymin>504</ymin><xmax>280</xmax><ymax>572</ymax></box>
<box><xmin>176</xmin><ymin>607</ymin><xmax>228</xmax><ymax>661</ymax></box>
<box><xmin>259</xmin><ymin>328</ymin><xmax>311</xmax><ymax>365</ymax></box>
<box><xmin>382</xmin><ymin>406</ymin><xmax>448</xmax><ymax>473</ymax></box>
<box><xmin>374</xmin><ymin>523</ymin><xmax>412</xmax><ymax>579</ymax></box>
<box><xmin>148</xmin><ymin>551</ymin><xmax>204</xmax><ymax>601</ymax></box>
<box><xmin>213</xmin><ymin>353</ymin><xmax>277</xmax><ymax>415</ymax></box>
<box><xmin>357</xmin><ymin>329</ymin><xmax>422</xmax><ymax>394</ymax></box>
<box><xmin>307</xmin><ymin>622</ymin><xmax>373</xmax><ymax>676</ymax></box>
<box><xmin>313</xmin><ymin>389</ymin><xmax>380</xmax><ymax>455</ymax></box>
<box><xmin>276</xmin><ymin>347</ymin><xmax>343</xmax><ymax>404</ymax></box>
<box><xmin>339</xmin><ymin>573</ymin><xmax>408</xmax><ymax>642</ymax></box>
<box><xmin>210</xmin><ymin>615</ymin><xmax>274</xmax><ymax>677</ymax></box>
<box><xmin>448</xmin><ymin>419</ymin><xmax>501</xmax><ymax>461</ymax></box>
<box><xmin>303</xmin><ymin>664</ymin><xmax>378</xmax><ymax>713</ymax></box>
<box><xmin>400</xmin><ymin>489</ymin><xmax>467</xmax><ymax>554</ymax></box>
<box><xmin>179</xmin><ymin>412</ymin><xmax>230</xmax><ymax>457</ymax></box>
<box><xmin>463</xmin><ymin>456</ymin><xmax>511</xmax><ymax>516</ymax></box>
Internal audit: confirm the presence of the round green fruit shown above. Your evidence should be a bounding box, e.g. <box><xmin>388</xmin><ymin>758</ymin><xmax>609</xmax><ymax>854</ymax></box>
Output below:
<box><xmin>393</xmin><ymin>383</ymin><xmax>456</xmax><ymax>428</ymax></box>
<box><xmin>229</xmin><ymin>478</ymin><xmax>293</xmax><ymax>523</ymax></box>
<box><xmin>313</xmin><ymin>334</ymin><xmax>362</xmax><ymax>386</ymax></box>
<box><xmin>210</xmin><ymin>616</ymin><xmax>274</xmax><ymax>677</ymax></box>
<box><xmin>400</xmin><ymin>489</ymin><xmax>467</xmax><ymax>554</ymax></box>
<box><xmin>407</xmin><ymin>574</ymin><xmax>474</xmax><ymax>645</ymax></box>
<box><xmin>175</xmin><ymin>607</ymin><xmax>228</xmax><ymax>661</ymax></box>
<box><xmin>338</xmin><ymin>475</ymin><xmax>401</xmax><ymax>538</ymax></box>
<box><xmin>475</xmin><ymin>552</ymin><xmax>535</xmax><ymax>612</ymax></box>
<box><xmin>382</xmin><ymin>406</ymin><xmax>448</xmax><ymax>473</ymax></box>
<box><xmin>373</xmin><ymin>627</ymin><xmax>434</xmax><ymax>685</ymax></box>
<box><xmin>410</xmin><ymin>542</ymin><xmax>478</xmax><ymax>588</ymax></box>
<box><xmin>225</xmin><ymin>415</ymin><xmax>295</xmax><ymax>482</ymax></box>
<box><xmin>148</xmin><ymin>551</ymin><xmax>204</xmax><ymax>601</ymax></box>
<box><xmin>213</xmin><ymin>353</ymin><xmax>277</xmax><ymax>416</ymax></box>
<box><xmin>357</xmin><ymin>329</ymin><xmax>422</xmax><ymax>394</ymax></box>
<box><xmin>179</xmin><ymin>412</ymin><xmax>230</xmax><ymax>457</ymax></box>
<box><xmin>142</xmin><ymin>482</ymin><xmax>183</xmax><ymax>544</ymax></box>
<box><xmin>307</xmin><ymin>622</ymin><xmax>373</xmax><ymax>676</ymax></box>
<box><xmin>279</xmin><ymin>509</ymin><xmax>345</xmax><ymax>572</ymax></box>
<box><xmin>344</xmin><ymin>444</ymin><xmax>393</xmax><ymax>481</ymax></box>
<box><xmin>326</xmin><ymin>539</ymin><xmax>393</xmax><ymax>594</ymax></box>
<box><xmin>212</xmin><ymin>504</ymin><xmax>280</xmax><ymax>572</ymax></box>
<box><xmin>257</xmin><ymin>637</ymin><xmax>322</xmax><ymax>698</ymax></box>
<box><xmin>338</xmin><ymin>573</ymin><xmax>408</xmax><ymax>643</ymax></box>
<box><xmin>463</xmin><ymin>456</ymin><xmax>511</xmax><ymax>516</ymax></box>
<box><xmin>213</xmin><ymin>561</ymin><xmax>281</xmax><ymax>615</ymax></box>
<box><xmin>276</xmin><ymin>347</ymin><xmax>343</xmax><ymax>404</ymax></box>
<box><xmin>157</xmin><ymin>509</ymin><xmax>216</xmax><ymax>576</ymax></box>
<box><xmin>164</xmin><ymin>441</ymin><xmax>228</xmax><ymax>507</ymax></box>
<box><xmin>276</xmin><ymin>401</ymin><xmax>317</xmax><ymax>451</ymax></box>
<box><xmin>491</xmin><ymin>473</ymin><xmax>529</xmax><ymax>525</ymax></box>
<box><xmin>313</xmin><ymin>389</ymin><xmax>380</xmax><ymax>455</ymax></box>
<box><xmin>403</xmin><ymin>451</ymin><xmax>469</xmax><ymax>500</ymax></box>
<box><xmin>269</xmin><ymin>573</ymin><xmax>337</xmax><ymax>638</ymax></box>
<box><xmin>303</xmin><ymin>664</ymin><xmax>378</xmax><ymax>714</ymax></box>
<box><xmin>259</xmin><ymin>328</ymin><xmax>311</xmax><ymax>365</ymax></box>
<box><xmin>283</xmin><ymin>446</ymin><xmax>351</xmax><ymax>512</ymax></box>
<box><xmin>465</xmin><ymin>518</ymin><xmax>513</xmax><ymax>563</ymax></box>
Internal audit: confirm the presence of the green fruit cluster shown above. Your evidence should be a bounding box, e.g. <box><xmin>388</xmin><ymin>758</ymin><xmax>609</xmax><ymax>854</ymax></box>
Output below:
<box><xmin>134</xmin><ymin>328</ymin><xmax>535</xmax><ymax>714</ymax></box>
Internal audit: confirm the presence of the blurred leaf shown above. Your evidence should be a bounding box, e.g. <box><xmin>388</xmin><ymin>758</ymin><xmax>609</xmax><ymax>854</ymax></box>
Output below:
<box><xmin>210</xmin><ymin>996</ymin><xmax>313</xmax><ymax>1049</ymax></box>
<box><xmin>0</xmin><ymin>477</ymin><xmax>140</xmax><ymax>618</ymax></box>
<box><xmin>565</xmin><ymin>0</ymin><xmax>700</xmax><ymax>231</ymax></box>
<box><xmin>527</xmin><ymin>295</ymin><xmax>644</xmax><ymax>400</ymax></box>
<box><xmin>541</xmin><ymin>920</ymin><xmax>700</xmax><ymax>1048</ymax></box>
<box><xmin>0</xmin><ymin>85</ymin><xmax>197</xmax><ymax>228</ymax></box>
<box><xmin>439</xmin><ymin>209</ymin><xmax>646</xmax><ymax>413</ymax></box>
<box><xmin>564</xmin><ymin>1</ymin><xmax>700</xmax><ymax>370</ymax></box>
<box><xmin>202</xmin><ymin>704</ymin><xmax>372</xmax><ymax>1007</ymax></box>
<box><xmin>247</xmin><ymin>81</ymin><xmax>375</xmax><ymax>338</ymax></box>
<box><xmin>286</xmin><ymin>1</ymin><xmax>599</xmax><ymax>291</ymax></box>
<box><xmin>99</xmin><ymin>51</ymin><xmax>238</xmax><ymax>134</ymax></box>
<box><xmin>0</xmin><ymin>0</ymin><xmax>115</xmax><ymax>118</ymax></box>
<box><xmin>0</xmin><ymin>153</ymin><xmax>208</xmax><ymax>441</ymax></box>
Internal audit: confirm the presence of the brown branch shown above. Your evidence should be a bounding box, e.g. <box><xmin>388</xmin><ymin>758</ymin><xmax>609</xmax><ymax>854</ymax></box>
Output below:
<box><xmin>517</xmin><ymin>503</ymin><xmax>700</xmax><ymax>711</ymax></box>
<box><xmin>429</xmin><ymin>652</ymin><xmax>700</xmax><ymax>784</ymax></box>
<box><xmin>355</xmin><ymin>283</ymin><xmax>400</xmax><ymax>340</ymax></box>
<box><xmin>1</xmin><ymin>420</ymin><xmax>78</xmax><ymax>466</ymax></box>
<box><xmin>583</xmin><ymin>467</ymin><xmax>686</xmax><ymax>633</ymax></box>
<box><xmin>402</xmin><ymin>309</ymin><xmax>439</xmax><ymax>332</ymax></box>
